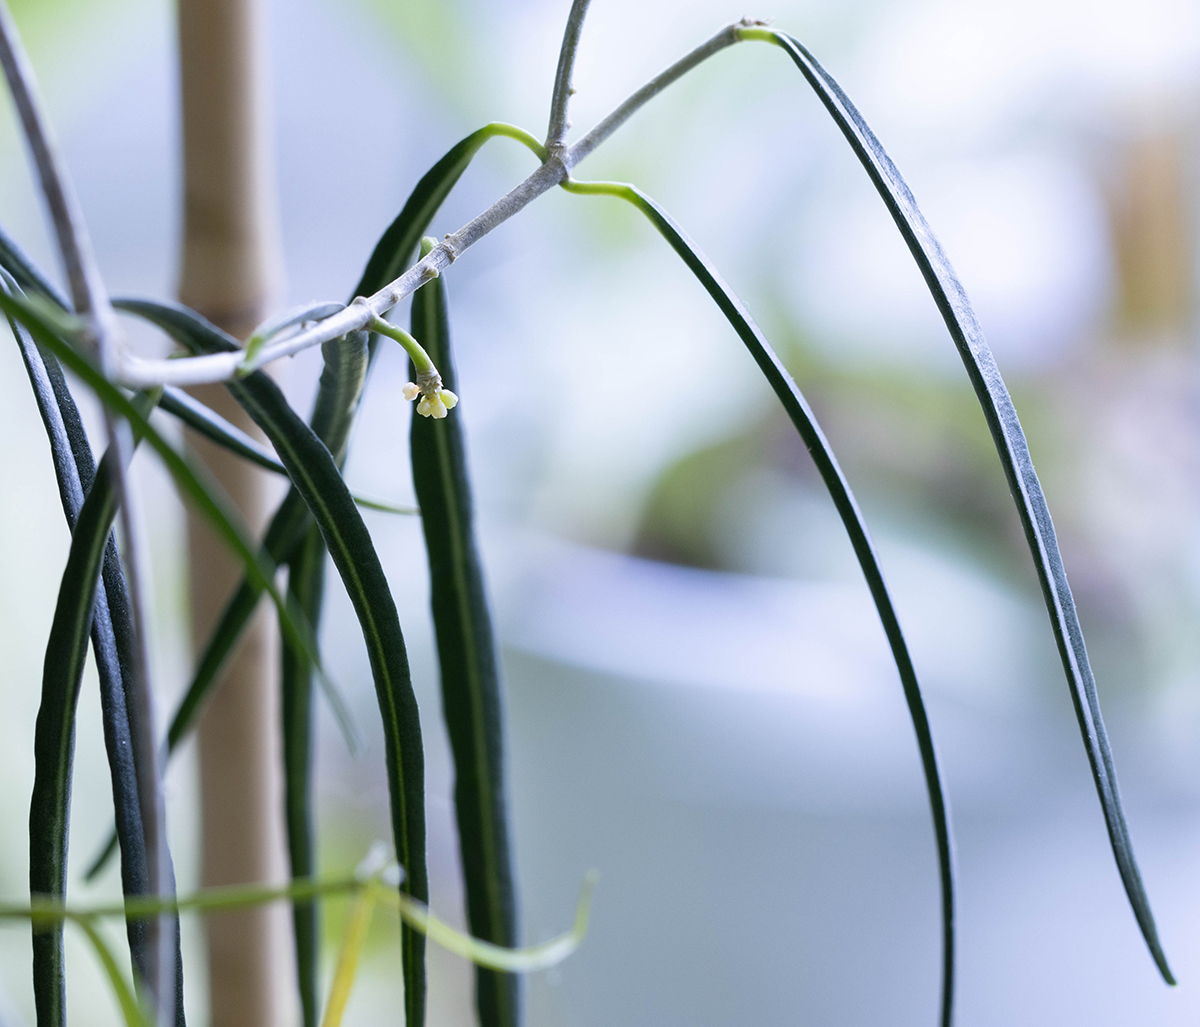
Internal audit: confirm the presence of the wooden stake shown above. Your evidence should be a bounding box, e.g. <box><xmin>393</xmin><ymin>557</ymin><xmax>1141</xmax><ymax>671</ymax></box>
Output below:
<box><xmin>177</xmin><ymin>2</ymin><xmax>290</xmax><ymax>1026</ymax></box>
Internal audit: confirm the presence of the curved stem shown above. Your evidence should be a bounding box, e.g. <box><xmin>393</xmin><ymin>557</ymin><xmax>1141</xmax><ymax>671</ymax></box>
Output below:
<box><xmin>367</xmin><ymin>314</ymin><xmax>436</xmax><ymax>375</ymax></box>
<box><xmin>115</xmin><ymin>21</ymin><xmax>754</xmax><ymax>389</ymax></box>
<box><xmin>4</xmin><ymin>867</ymin><xmax>596</xmax><ymax>975</ymax></box>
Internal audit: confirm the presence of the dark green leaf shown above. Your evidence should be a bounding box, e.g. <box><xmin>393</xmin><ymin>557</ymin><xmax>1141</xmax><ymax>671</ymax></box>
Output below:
<box><xmin>159</xmin><ymin>387</ymin><xmax>288</xmax><ymax>475</ymax></box>
<box><xmin>223</xmin><ymin>357</ymin><xmax>429</xmax><ymax>1027</ymax></box>
<box><xmin>0</xmin><ymin>221</ymin><xmax>68</xmax><ymax>309</ymax></box>
<box><xmin>157</xmin><ymin>388</ymin><xmax>418</xmax><ymax>515</ymax></box>
<box><xmin>0</xmin><ymin>291</ymin><xmax>321</xmax><ymax>732</ymax></box>
<box><xmin>751</xmin><ymin>27</ymin><xmax>1173</xmax><ymax>989</ymax></box>
<box><xmin>28</xmin><ymin>401</ymin><xmax>154</xmax><ymax>1027</ymax></box>
<box><xmin>95</xmin><ymin>125</ymin><xmax>533</xmax><ymax>999</ymax></box>
<box><xmin>116</xmin><ymin>295</ymin><xmax>429</xmax><ymax>1027</ymax></box>
<box><xmin>4</xmin><ymin>272</ymin><xmax>184</xmax><ymax>1027</ymax></box>
<box><xmin>83</xmin><ymin>491</ymin><xmax>312</xmax><ymax>883</ymax></box>
<box><xmin>30</xmin><ymin>449</ymin><xmax>115</xmax><ymax>1027</ymax></box>
<box><xmin>281</xmin><ymin>526</ymin><xmax>326</xmax><ymax>1027</ymax></box>
<box><xmin>108</xmin><ymin>120</ymin><xmax>523</xmax><ymax>798</ymax></box>
<box><xmin>111</xmin><ymin>300</ymin><xmax>357</xmax><ymax>743</ymax></box>
<box><xmin>410</xmin><ymin>263</ymin><xmax>519</xmax><ymax>1027</ymax></box>
<box><xmin>562</xmin><ymin>178</ymin><xmax>958</xmax><ymax>1026</ymax></box>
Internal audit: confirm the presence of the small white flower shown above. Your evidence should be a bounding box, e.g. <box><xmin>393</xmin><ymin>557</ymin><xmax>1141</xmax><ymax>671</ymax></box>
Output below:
<box><xmin>403</xmin><ymin>370</ymin><xmax>457</xmax><ymax>418</ymax></box>
<box><xmin>417</xmin><ymin>392</ymin><xmax>448</xmax><ymax>419</ymax></box>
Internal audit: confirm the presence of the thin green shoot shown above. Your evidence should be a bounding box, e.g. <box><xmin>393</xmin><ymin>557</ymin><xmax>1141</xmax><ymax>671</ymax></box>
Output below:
<box><xmin>0</xmin><ymin>865</ymin><xmax>596</xmax><ymax>975</ymax></box>
<box><xmin>320</xmin><ymin>884</ymin><xmax>379</xmax><ymax>1027</ymax></box>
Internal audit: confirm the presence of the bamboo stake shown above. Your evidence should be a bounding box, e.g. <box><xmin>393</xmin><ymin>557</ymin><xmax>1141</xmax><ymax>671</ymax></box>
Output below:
<box><xmin>176</xmin><ymin>2</ymin><xmax>290</xmax><ymax>1026</ymax></box>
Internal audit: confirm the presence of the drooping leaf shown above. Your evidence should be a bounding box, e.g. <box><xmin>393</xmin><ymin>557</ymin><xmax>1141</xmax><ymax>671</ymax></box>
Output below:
<box><xmin>4</xmin><ymin>271</ymin><xmax>184</xmax><ymax>1027</ymax></box>
<box><xmin>158</xmin><ymin>389</ymin><xmax>418</xmax><ymax>512</ymax></box>
<box><xmin>95</xmin><ymin>124</ymin><xmax>541</xmax><ymax>1001</ymax></box>
<box><xmin>226</xmin><ymin>363</ymin><xmax>429</xmax><ymax>1027</ymax></box>
<box><xmin>282</xmin><ymin>525</ymin><xmax>327</xmax><ymax>1027</ymax></box>
<box><xmin>159</xmin><ymin>387</ymin><xmax>288</xmax><ymax>475</ymax></box>
<box><xmin>118</xmin><ymin>295</ymin><xmax>430</xmax><ymax>1027</ymax></box>
<box><xmin>109</xmin><ymin>119</ymin><xmax>540</xmax><ymax>790</ymax></box>
<box><xmin>351</xmin><ymin>123</ymin><xmax>544</xmax><ymax>301</ymax></box>
<box><xmin>70</xmin><ymin>918</ymin><xmax>153</xmax><ymax>1027</ymax></box>
<box><xmin>0</xmin><ymin>291</ymin><xmax>322</xmax><ymax>721</ymax></box>
<box><xmin>562</xmin><ymin>177</ymin><xmax>958</xmax><ymax>1025</ymax></box>
<box><xmin>84</xmin><ymin>488</ymin><xmax>313</xmax><ymax>883</ymax></box>
<box><xmin>28</xmin><ymin>403</ymin><xmax>150</xmax><ymax>1027</ymax></box>
<box><xmin>410</xmin><ymin>256</ymin><xmax>519</xmax><ymax>1027</ymax></box>
<box><xmin>104</xmin><ymin>115</ymin><xmax>542</xmax><ymax>816</ymax></box>
<box><xmin>0</xmin><ymin>221</ymin><xmax>68</xmax><ymax>309</ymax></box>
<box><xmin>741</xmin><ymin>26</ymin><xmax>1173</xmax><ymax>988</ymax></box>
<box><xmin>112</xmin><ymin>301</ymin><xmax>357</xmax><ymax>738</ymax></box>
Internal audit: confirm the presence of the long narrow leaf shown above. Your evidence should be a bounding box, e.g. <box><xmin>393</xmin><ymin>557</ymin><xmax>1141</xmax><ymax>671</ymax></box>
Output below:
<box><xmin>282</xmin><ymin>525</ymin><xmax>327</xmax><ymax>1027</ymax></box>
<box><xmin>29</xmin><ymin>409</ymin><xmax>153</xmax><ymax>1027</ymax></box>
<box><xmin>92</xmin><ymin>125</ymin><xmax>540</xmax><ymax>998</ymax></box>
<box><xmin>739</xmin><ymin>26</ymin><xmax>1173</xmax><ymax>986</ymax></box>
<box><xmin>4</xmin><ymin>275</ymin><xmax>184</xmax><ymax>1026</ymax></box>
<box><xmin>107</xmin><ymin>119</ymin><xmax>539</xmax><ymax>792</ymax></box>
<box><xmin>118</xmin><ymin>296</ymin><xmax>430</xmax><ymax>1027</ymax></box>
<box><xmin>111</xmin><ymin>301</ymin><xmax>356</xmax><ymax>737</ymax></box>
<box><xmin>227</xmin><ymin>367</ymin><xmax>429</xmax><ymax>1027</ymax></box>
<box><xmin>159</xmin><ymin>386</ymin><xmax>288</xmax><ymax>474</ymax></box>
<box><xmin>83</xmin><ymin>491</ymin><xmax>311</xmax><ymax>883</ymax></box>
<box><xmin>0</xmin><ymin>292</ymin><xmax>320</xmax><ymax>715</ymax></box>
<box><xmin>0</xmin><ymin>221</ymin><xmax>68</xmax><ymax>309</ymax></box>
<box><xmin>70</xmin><ymin>918</ymin><xmax>153</xmax><ymax>1027</ymax></box>
<box><xmin>30</xmin><ymin>449</ymin><xmax>117</xmax><ymax>1027</ymax></box>
<box><xmin>265</xmin><ymin>134</ymin><xmax>546</xmax><ymax>975</ymax></box>
<box><xmin>410</xmin><ymin>259</ymin><xmax>519</xmax><ymax>1027</ymax></box>
<box><xmin>105</xmin><ymin>115</ymin><xmax>540</xmax><ymax>781</ymax></box>
<box><xmin>562</xmin><ymin>177</ymin><xmax>959</xmax><ymax>1025</ymax></box>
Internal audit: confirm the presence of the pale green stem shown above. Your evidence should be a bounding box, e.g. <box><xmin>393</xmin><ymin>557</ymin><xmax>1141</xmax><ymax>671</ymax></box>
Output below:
<box><xmin>352</xmin><ymin>495</ymin><xmax>420</xmax><ymax>516</ymax></box>
<box><xmin>559</xmin><ymin>179</ymin><xmax>637</xmax><ymax>202</ymax></box>
<box><xmin>735</xmin><ymin>26</ymin><xmax>783</xmax><ymax>45</ymax></box>
<box><xmin>377</xmin><ymin>871</ymin><xmax>598</xmax><ymax>973</ymax></box>
<box><xmin>0</xmin><ymin>867</ymin><xmax>596</xmax><ymax>974</ymax></box>
<box><xmin>71</xmin><ymin>917</ymin><xmax>154</xmax><ymax>1027</ymax></box>
<box><xmin>367</xmin><ymin>315</ymin><xmax>436</xmax><ymax>376</ymax></box>
<box><xmin>479</xmin><ymin>122</ymin><xmax>547</xmax><ymax>162</ymax></box>
<box><xmin>319</xmin><ymin>884</ymin><xmax>379</xmax><ymax>1027</ymax></box>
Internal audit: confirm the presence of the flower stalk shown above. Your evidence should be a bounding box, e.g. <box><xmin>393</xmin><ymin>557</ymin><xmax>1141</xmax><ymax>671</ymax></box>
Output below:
<box><xmin>368</xmin><ymin>314</ymin><xmax>459</xmax><ymax>419</ymax></box>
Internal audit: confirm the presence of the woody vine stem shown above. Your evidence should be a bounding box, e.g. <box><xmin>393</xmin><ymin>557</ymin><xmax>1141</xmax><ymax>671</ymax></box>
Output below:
<box><xmin>82</xmin><ymin>6</ymin><xmax>767</xmax><ymax>390</ymax></box>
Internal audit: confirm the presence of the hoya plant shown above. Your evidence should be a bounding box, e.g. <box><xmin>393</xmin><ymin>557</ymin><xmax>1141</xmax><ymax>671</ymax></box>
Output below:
<box><xmin>0</xmin><ymin>1</ymin><xmax>1176</xmax><ymax>1026</ymax></box>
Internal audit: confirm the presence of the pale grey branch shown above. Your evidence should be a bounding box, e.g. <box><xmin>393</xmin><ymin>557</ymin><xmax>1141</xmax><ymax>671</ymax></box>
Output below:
<box><xmin>545</xmin><ymin>0</ymin><xmax>593</xmax><ymax>154</ymax></box>
<box><xmin>568</xmin><ymin>22</ymin><xmax>744</xmax><ymax>167</ymax></box>
<box><xmin>0</xmin><ymin>0</ymin><xmax>111</xmax><ymax>347</ymax></box>
<box><xmin>114</xmin><ymin>21</ymin><xmax>752</xmax><ymax>390</ymax></box>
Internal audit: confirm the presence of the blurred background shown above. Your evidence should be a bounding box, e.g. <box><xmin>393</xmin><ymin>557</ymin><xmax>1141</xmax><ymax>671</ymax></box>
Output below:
<box><xmin>1</xmin><ymin>0</ymin><xmax>1200</xmax><ymax>1023</ymax></box>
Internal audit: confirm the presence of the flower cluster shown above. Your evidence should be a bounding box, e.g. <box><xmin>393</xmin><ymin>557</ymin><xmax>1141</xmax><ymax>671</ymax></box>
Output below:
<box><xmin>403</xmin><ymin>372</ymin><xmax>458</xmax><ymax>419</ymax></box>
